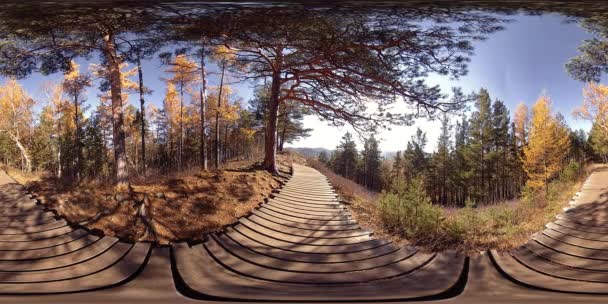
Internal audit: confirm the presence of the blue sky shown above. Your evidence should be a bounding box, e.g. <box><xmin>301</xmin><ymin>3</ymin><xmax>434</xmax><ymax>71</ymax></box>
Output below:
<box><xmin>1</xmin><ymin>12</ymin><xmax>600</xmax><ymax>152</ymax></box>
<box><xmin>293</xmin><ymin>13</ymin><xmax>598</xmax><ymax>151</ymax></box>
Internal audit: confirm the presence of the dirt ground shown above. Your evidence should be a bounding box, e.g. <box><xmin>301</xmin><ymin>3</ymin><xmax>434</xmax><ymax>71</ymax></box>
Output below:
<box><xmin>8</xmin><ymin>152</ymin><xmax>306</xmax><ymax>244</ymax></box>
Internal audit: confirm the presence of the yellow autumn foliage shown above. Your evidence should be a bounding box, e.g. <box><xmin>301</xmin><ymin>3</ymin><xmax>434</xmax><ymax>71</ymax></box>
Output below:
<box><xmin>576</xmin><ymin>82</ymin><xmax>608</xmax><ymax>137</ymax></box>
<box><xmin>89</xmin><ymin>62</ymin><xmax>139</xmax><ymax>104</ymax></box>
<box><xmin>0</xmin><ymin>79</ymin><xmax>34</xmax><ymax>133</ymax></box>
<box><xmin>513</xmin><ymin>102</ymin><xmax>528</xmax><ymax>146</ymax></box>
<box><xmin>523</xmin><ymin>96</ymin><xmax>571</xmax><ymax>193</ymax></box>
<box><xmin>211</xmin><ymin>45</ymin><xmax>237</xmax><ymax>63</ymax></box>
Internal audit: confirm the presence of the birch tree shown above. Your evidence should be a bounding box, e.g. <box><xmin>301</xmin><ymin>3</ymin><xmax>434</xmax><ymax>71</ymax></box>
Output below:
<box><xmin>0</xmin><ymin>79</ymin><xmax>34</xmax><ymax>172</ymax></box>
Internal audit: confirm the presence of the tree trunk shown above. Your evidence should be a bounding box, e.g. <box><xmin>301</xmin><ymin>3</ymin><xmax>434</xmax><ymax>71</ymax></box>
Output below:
<box><xmin>215</xmin><ymin>62</ymin><xmax>225</xmax><ymax>169</ymax></box>
<box><xmin>102</xmin><ymin>31</ymin><xmax>128</xmax><ymax>185</ymax></box>
<box><xmin>224</xmin><ymin>124</ymin><xmax>228</xmax><ymax>163</ymax></box>
<box><xmin>137</xmin><ymin>56</ymin><xmax>146</xmax><ymax>176</ymax></box>
<box><xmin>279</xmin><ymin>110</ymin><xmax>287</xmax><ymax>152</ymax></box>
<box><xmin>74</xmin><ymin>93</ymin><xmax>81</xmax><ymax>182</ymax></box>
<box><xmin>263</xmin><ymin>52</ymin><xmax>283</xmax><ymax>174</ymax></box>
<box><xmin>200</xmin><ymin>44</ymin><xmax>208</xmax><ymax>170</ymax></box>
<box><xmin>200</xmin><ymin>87</ymin><xmax>207</xmax><ymax>170</ymax></box>
<box><xmin>6</xmin><ymin>131</ymin><xmax>31</xmax><ymax>172</ymax></box>
<box><xmin>179</xmin><ymin>81</ymin><xmax>184</xmax><ymax>172</ymax></box>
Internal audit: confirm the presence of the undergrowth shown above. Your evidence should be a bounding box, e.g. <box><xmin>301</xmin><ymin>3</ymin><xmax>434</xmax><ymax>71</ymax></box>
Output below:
<box><xmin>309</xmin><ymin>158</ymin><xmax>595</xmax><ymax>254</ymax></box>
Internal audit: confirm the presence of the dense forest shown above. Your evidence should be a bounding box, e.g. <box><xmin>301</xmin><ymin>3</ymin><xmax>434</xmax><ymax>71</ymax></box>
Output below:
<box><xmin>1</xmin><ymin>2</ymin><xmax>608</xmax><ymax>196</ymax></box>
<box><xmin>0</xmin><ymin>3</ymin><xmax>511</xmax><ymax>184</ymax></box>
<box><xmin>0</xmin><ymin>64</ymin><xmax>311</xmax><ymax>182</ymax></box>
<box><xmin>322</xmin><ymin>86</ymin><xmax>608</xmax><ymax>207</ymax></box>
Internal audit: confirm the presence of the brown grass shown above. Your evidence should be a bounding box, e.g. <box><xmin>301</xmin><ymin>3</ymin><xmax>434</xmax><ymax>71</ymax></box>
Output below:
<box><xmin>306</xmin><ymin>159</ymin><xmax>598</xmax><ymax>254</ymax></box>
<box><xmin>306</xmin><ymin>159</ymin><xmax>412</xmax><ymax>247</ymax></box>
<box><xmin>4</xmin><ymin>155</ymin><xmax>300</xmax><ymax>244</ymax></box>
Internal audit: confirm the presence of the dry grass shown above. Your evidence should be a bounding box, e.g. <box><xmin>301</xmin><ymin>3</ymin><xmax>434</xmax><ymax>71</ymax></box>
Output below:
<box><xmin>306</xmin><ymin>159</ymin><xmax>597</xmax><ymax>254</ymax></box>
<box><xmin>441</xmin><ymin>175</ymin><xmax>586</xmax><ymax>254</ymax></box>
<box><xmin>4</xmin><ymin>156</ymin><xmax>300</xmax><ymax>244</ymax></box>
<box><xmin>306</xmin><ymin>159</ymin><xmax>413</xmax><ymax>247</ymax></box>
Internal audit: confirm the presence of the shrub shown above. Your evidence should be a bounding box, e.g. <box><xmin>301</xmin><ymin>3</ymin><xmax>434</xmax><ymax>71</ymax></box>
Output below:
<box><xmin>560</xmin><ymin>160</ymin><xmax>582</xmax><ymax>182</ymax></box>
<box><xmin>378</xmin><ymin>176</ymin><xmax>442</xmax><ymax>239</ymax></box>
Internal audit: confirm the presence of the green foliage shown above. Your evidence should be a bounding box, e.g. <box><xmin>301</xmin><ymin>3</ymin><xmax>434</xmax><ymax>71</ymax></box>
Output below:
<box><xmin>589</xmin><ymin>122</ymin><xmax>608</xmax><ymax>162</ymax></box>
<box><xmin>328</xmin><ymin>132</ymin><xmax>385</xmax><ymax>191</ymax></box>
<box><xmin>402</xmin><ymin>128</ymin><xmax>428</xmax><ymax>181</ymax></box>
<box><xmin>317</xmin><ymin>151</ymin><xmax>329</xmax><ymax>164</ymax></box>
<box><xmin>359</xmin><ymin>135</ymin><xmax>383</xmax><ymax>190</ymax></box>
<box><xmin>82</xmin><ymin>111</ymin><xmax>109</xmax><ymax>179</ymax></box>
<box><xmin>31</xmin><ymin>106</ymin><xmax>56</xmax><ymax>172</ymax></box>
<box><xmin>378</xmin><ymin>176</ymin><xmax>442</xmax><ymax>239</ymax></box>
<box><xmin>330</xmin><ymin>132</ymin><xmax>359</xmax><ymax>180</ymax></box>
<box><xmin>560</xmin><ymin>160</ymin><xmax>583</xmax><ymax>183</ymax></box>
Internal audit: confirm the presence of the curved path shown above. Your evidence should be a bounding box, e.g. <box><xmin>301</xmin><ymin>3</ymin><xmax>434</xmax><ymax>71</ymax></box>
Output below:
<box><xmin>0</xmin><ymin>172</ymin><xmax>151</xmax><ymax>294</ymax></box>
<box><xmin>489</xmin><ymin>166</ymin><xmax>608</xmax><ymax>294</ymax></box>
<box><xmin>1</xmin><ymin>165</ymin><xmax>608</xmax><ymax>303</ymax></box>
<box><xmin>173</xmin><ymin>164</ymin><xmax>465</xmax><ymax>301</ymax></box>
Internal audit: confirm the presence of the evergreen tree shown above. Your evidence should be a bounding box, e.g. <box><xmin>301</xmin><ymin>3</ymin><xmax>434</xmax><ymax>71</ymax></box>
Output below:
<box><xmin>589</xmin><ymin>122</ymin><xmax>608</xmax><ymax>162</ymax></box>
<box><xmin>467</xmin><ymin>88</ymin><xmax>493</xmax><ymax>204</ymax></box>
<box><xmin>317</xmin><ymin>151</ymin><xmax>329</xmax><ymax>164</ymax></box>
<box><xmin>490</xmin><ymin>100</ymin><xmax>511</xmax><ymax>202</ymax></box>
<box><xmin>83</xmin><ymin>111</ymin><xmax>108</xmax><ymax>178</ymax></box>
<box><xmin>360</xmin><ymin>135</ymin><xmax>383</xmax><ymax>190</ymax></box>
<box><xmin>277</xmin><ymin>100</ymin><xmax>312</xmax><ymax>152</ymax></box>
<box><xmin>403</xmin><ymin>128</ymin><xmax>428</xmax><ymax>182</ymax></box>
<box><xmin>31</xmin><ymin>105</ymin><xmax>56</xmax><ymax>172</ymax></box>
<box><xmin>431</xmin><ymin>113</ymin><xmax>452</xmax><ymax>205</ymax></box>
<box><xmin>332</xmin><ymin>132</ymin><xmax>359</xmax><ymax>180</ymax></box>
<box><xmin>453</xmin><ymin>115</ymin><xmax>471</xmax><ymax>205</ymax></box>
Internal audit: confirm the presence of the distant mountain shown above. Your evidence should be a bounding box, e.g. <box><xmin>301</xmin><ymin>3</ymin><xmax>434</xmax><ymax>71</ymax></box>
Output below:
<box><xmin>286</xmin><ymin>147</ymin><xmax>333</xmax><ymax>158</ymax></box>
<box><xmin>288</xmin><ymin>147</ymin><xmax>400</xmax><ymax>160</ymax></box>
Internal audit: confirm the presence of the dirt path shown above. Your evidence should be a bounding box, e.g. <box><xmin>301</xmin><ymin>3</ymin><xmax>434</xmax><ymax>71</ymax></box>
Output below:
<box><xmin>2</xmin><ymin>166</ymin><xmax>608</xmax><ymax>302</ymax></box>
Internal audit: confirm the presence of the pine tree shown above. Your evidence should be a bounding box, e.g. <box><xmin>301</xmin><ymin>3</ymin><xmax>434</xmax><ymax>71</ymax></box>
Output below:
<box><xmin>432</xmin><ymin>113</ymin><xmax>452</xmax><ymax>205</ymax></box>
<box><xmin>277</xmin><ymin>100</ymin><xmax>312</xmax><ymax>152</ymax></box>
<box><xmin>333</xmin><ymin>132</ymin><xmax>359</xmax><ymax>180</ymax></box>
<box><xmin>490</xmin><ymin>100</ymin><xmax>510</xmax><ymax>202</ymax></box>
<box><xmin>467</xmin><ymin>88</ymin><xmax>493</xmax><ymax>204</ymax></box>
<box><xmin>453</xmin><ymin>115</ymin><xmax>470</xmax><ymax>205</ymax></box>
<box><xmin>403</xmin><ymin>128</ymin><xmax>428</xmax><ymax>182</ymax></box>
<box><xmin>32</xmin><ymin>105</ymin><xmax>56</xmax><ymax>172</ymax></box>
<box><xmin>83</xmin><ymin>111</ymin><xmax>108</xmax><ymax>178</ymax></box>
<box><xmin>360</xmin><ymin>134</ymin><xmax>383</xmax><ymax>190</ymax></box>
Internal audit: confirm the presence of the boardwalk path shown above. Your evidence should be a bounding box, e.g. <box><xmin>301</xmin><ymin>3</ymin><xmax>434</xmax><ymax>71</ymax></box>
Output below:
<box><xmin>0</xmin><ymin>164</ymin><xmax>608</xmax><ymax>302</ymax></box>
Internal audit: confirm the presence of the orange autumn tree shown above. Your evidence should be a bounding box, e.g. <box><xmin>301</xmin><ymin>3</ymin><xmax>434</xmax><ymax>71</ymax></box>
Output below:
<box><xmin>164</xmin><ymin>54</ymin><xmax>199</xmax><ymax>171</ymax></box>
<box><xmin>205</xmin><ymin>85</ymin><xmax>240</xmax><ymax>165</ymax></box>
<box><xmin>162</xmin><ymin>82</ymin><xmax>181</xmax><ymax>169</ymax></box>
<box><xmin>523</xmin><ymin>95</ymin><xmax>571</xmax><ymax>196</ymax></box>
<box><xmin>210</xmin><ymin>46</ymin><xmax>237</xmax><ymax>168</ymax></box>
<box><xmin>575</xmin><ymin>82</ymin><xmax>608</xmax><ymax>137</ymax></box>
<box><xmin>62</xmin><ymin>61</ymin><xmax>91</xmax><ymax>181</ymax></box>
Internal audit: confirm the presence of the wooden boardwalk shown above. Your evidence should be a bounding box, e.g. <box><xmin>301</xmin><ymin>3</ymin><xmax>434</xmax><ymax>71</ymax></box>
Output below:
<box><xmin>1</xmin><ymin>165</ymin><xmax>608</xmax><ymax>302</ymax></box>
<box><xmin>0</xmin><ymin>172</ymin><xmax>151</xmax><ymax>294</ymax></box>
<box><xmin>173</xmin><ymin>164</ymin><xmax>464</xmax><ymax>301</ymax></box>
<box><xmin>489</xmin><ymin>166</ymin><xmax>608</xmax><ymax>294</ymax></box>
